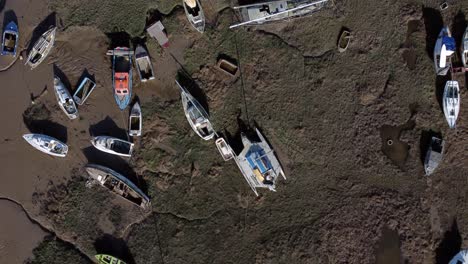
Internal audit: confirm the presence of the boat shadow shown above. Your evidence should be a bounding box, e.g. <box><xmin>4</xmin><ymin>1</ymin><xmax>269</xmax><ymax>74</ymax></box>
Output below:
<box><xmin>435</xmin><ymin>75</ymin><xmax>450</xmax><ymax>112</ymax></box>
<box><xmin>26</xmin><ymin>12</ymin><xmax>56</xmax><ymax>54</ymax></box>
<box><xmin>0</xmin><ymin>0</ymin><xmax>6</xmax><ymax>14</ymax></box>
<box><xmin>419</xmin><ymin>129</ymin><xmax>442</xmax><ymax>166</ymax></box>
<box><xmin>89</xmin><ymin>116</ymin><xmax>128</xmax><ymax>140</ymax></box>
<box><xmin>94</xmin><ymin>234</ymin><xmax>136</xmax><ymax>264</ymax></box>
<box><xmin>176</xmin><ymin>71</ymin><xmax>210</xmax><ymax>115</ymax></box>
<box><xmin>106</xmin><ymin>32</ymin><xmax>131</xmax><ymax>50</ymax></box>
<box><xmin>422</xmin><ymin>7</ymin><xmax>443</xmax><ymax>61</ymax></box>
<box><xmin>53</xmin><ymin>64</ymin><xmax>73</xmax><ymax>92</ymax></box>
<box><xmin>435</xmin><ymin>219</ymin><xmax>461</xmax><ymax>264</ymax></box>
<box><xmin>23</xmin><ymin>118</ymin><xmax>68</xmax><ymax>143</ymax></box>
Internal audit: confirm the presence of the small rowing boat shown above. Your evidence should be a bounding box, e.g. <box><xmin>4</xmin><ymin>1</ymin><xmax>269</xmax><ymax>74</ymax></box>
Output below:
<box><xmin>54</xmin><ymin>76</ymin><xmax>78</xmax><ymax>120</ymax></box>
<box><xmin>135</xmin><ymin>45</ymin><xmax>155</xmax><ymax>82</ymax></box>
<box><xmin>337</xmin><ymin>30</ymin><xmax>351</xmax><ymax>53</ymax></box>
<box><xmin>215</xmin><ymin>137</ymin><xmax>234</xmax><ymax>161</ymax></box>
<box><xmin>25</xmin><ymin>27</ymin><xmax>57</xmax><ymax>70</ymax></box>
<box><xmin>23</xmin><ymin>134</ymin><xmax>68</xmax><ymax>157</ymax></box>
<box><xmin>129</xmin><ymin>102</ymin><xmax>142</xmax><ymax>137</ymax></box>
<box><xmin>424</xmin><ymin>136</ymin><xmax>444</xmax><ymax>176</ymax></box>
<box><xmin>1</xmin><ymin>21</ymin><xmax>18</xmax><ymax>56</ymax></box>
<box><xmin>91</xmin><ymin>136</ymin><xmax>134</xmax><ymax>157</ymax></box>
<box><xmin>73</xmin><ymin>77</ymin><xmax>96</xmax><ymax>105</ymax></box>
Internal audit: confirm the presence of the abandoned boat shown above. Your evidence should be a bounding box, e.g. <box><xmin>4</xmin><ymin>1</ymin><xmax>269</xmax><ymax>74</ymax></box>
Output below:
<box><xmin>85</xmin><ymin>164</ymin><xmax>150</xmax><ymax>209</ymax></box>
<box><xmin>462</xmin><ymin>27</ymin><xmax>468</xmax><ymax>68</ymax></box>
<box><xmin>147</xmin><ymin>21</ymin><xmax>169</xmax><ymax>48</ymax></box>
<box><xmin>108</xmin><ymin>47</ymin><xmax>133</xmax><ymax>110</ymax></box>
<box><xmin>1</xmin><ymin>21</ymin><xmax>18</xmax><ymax>56</ymax></box>
<box><xmin>337</xmin><ymin>30</ymin><xmax>351</xmax><ymax>53</ymax></box>
<box><xmin>424</xmin><ymin>136</ymin><xmax>444</xmax><ymax>176</ymax></box>
<box><xmin>91</xmin><ymin>136</ymin><xmax>134</xmax><ymax>157</ymax></box>
<box><xmin>449</xmin><ymin>250</ymin><xmax>468</xmax><ymax>264</ymax></box>
<box><xmin>23</xmin><ymin>134</ymin><xmax>68</xmax><ymax>157</ymax></box>
<box><xmin>73</xmin><ymin>77</ymin><xmax>96</xmax><ymax>105</ymax></box>
<box><xmin>176</xmin><ymin>80</ymin><xmax>214</xmax><ymax>140</ymax></box>
<box><xmin>129</xmin><ymin>102</ymin><xmax>142</xmax><ymax>137</ymax></box>
<box><xmin>434</xmin><ymin>26</ymin><xmax>455</xmax><ymax>76</ymax></box>
<box><xmin>215</xmin><ymin>137</ymin><xmax>234</xmax><ymax>161</ymax></box>
<box><xmin>25</xmin><ymin>27</ymin><xmax>57</xmax><ymax>70</ymax></box>
<box><xmin>443</xmin><ymin>80</ymin><xmax>460</xmax><ymax>129</ymax></box>
<box><xmin>54</xmin><ymin>76</ymin><xmax>78</xmax><ymax>120</ymax></box>
<box><xmin>182</xmin><ymin>0</ymin><xmax>205</xmax><ymax>32</ymax></box>
<box><xmin>135</xmin><ymin>45</ymin><xmax>155</xmax><ymax>82</ymax></box>
<box><xmin>233</xmin><ymin>128</ymin><xmax>286</xmax><ymax>196</ymax></box>
<box><xmin>95</xmin><ymin>254</ymin><xmax>126</xmax><ymax>264</ymax></box>
<box><xmin>230</xmin><ymin>0</ymin><xmax>329</xmax><ymax>28</ymax></box>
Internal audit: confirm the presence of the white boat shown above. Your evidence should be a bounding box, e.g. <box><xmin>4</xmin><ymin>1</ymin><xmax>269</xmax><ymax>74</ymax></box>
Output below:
<box><xmin>230</xmin><ymin>0</ymin><xmax>328</xmax><ymax>28</ymax></box>
<box><xmin>135</xmin><ymin>45</ymin><xmax>155</xmax><ymax>82</ymax></box>
<box><xmin>233</xmin><ymin>128</ymin><xmax>286</xmax><ymax>195</ymax></box>
<box><xmin>462</xmin><ymin>27</ymin><xmax>468</xmax><ymax>68</ymax></box>
<box><xmin>73</xmin><ymin>77</ymin><xmax>96</xmax><ymax>105</ymax></box>
<box><xmin>443</xmin><ymin>80</ymin><xmax>460</xmax><ymax>129</ymax></box>
<box><xmin>176</xmin><ymin>80</ymin><xmax>214</xmax><ymax>140</ymax></box>
<box><xmin>25</xmin><ymin>27</ymin><xmax>57</xmax><ymax>70</ymax></box>
<box><xmin>182</xmin><ymin>0</ymin><xmax>205</xmax><ymax>32</ymax></box>
<box><xmin>215</xmin><ymin>137</ymin><xmax>234</xmax><ymax>161</ymax></box>
<box><xmin>434</xmin><ymin>26</ymin><xmax>455</xmax><ymax>76</ymax></box>
<box><xmin>54</xmin><ymin>76</ymin><xmax>78</xmax><ymax>120</ymax></box>
<box><xmin>424</xmin><ymin>136</ymin><xmax>444</xmax><ymax>176</ymax></box>
<box><xmin>85</xmin><ymin>164</ymin><xmax>150</xmax><ymax>209</ymax></box>
<box><xmin>449</xmin><ymin>250</ymin><xmax>468</xmax><ymax>264</ymax></box>
<box><xmin>91</xmin><ymin>136</ymin><xmax>134</xmax><ymax>157</ymax></box>
<box><xmin>129</xmin><ymin>102</ymin><xmax>142</xmax><ymax>137</ymax></box>
<box><xmin>22</xmin><ymin>134</ymin><xmax>68</xmax><ymax>157</ymax></box>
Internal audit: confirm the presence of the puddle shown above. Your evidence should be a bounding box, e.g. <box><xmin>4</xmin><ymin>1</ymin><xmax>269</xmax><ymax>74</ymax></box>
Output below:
<box><xmin>380</xmin><ymin>119</ymin><xmax>415</xmax><ymax>168</ymax></box>
<box><xmin>375</xmin><ymin>227</ymin><xmax>401</xmax><ymax>264</ymax></box>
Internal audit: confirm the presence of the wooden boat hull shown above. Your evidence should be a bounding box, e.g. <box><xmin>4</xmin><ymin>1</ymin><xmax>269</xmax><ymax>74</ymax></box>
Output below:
<box><xmin>54</xmin><ymin>76</ymin><xmax>79</xmax><ymax>120</ymax></box>
<box><xmin>91</xmin><ymin>136</ymin><xmax>134</xmax><ymax>157</ymax></box>
<box><xmin>23</xmin><ymin>134</ymin><xmax>68</xmax><ymax>157</ymax></box>
<box><xmin>443</xmin><ymin>81</ymin><xmax>460</xmax><ymax>128</ymax></box>
<box><xmin>129</xmin><ymin>102</ymin><xmax>142</xmax><ymax>137</ymax></box>
<box><xmin>337</xmin><ymin>30</ymin><xmax>350</xmax><ymax>53</ymax></box>
<box><xmin>135</xmin><ymin>45</ymin><xmax>155</xmax><ymax>82</ymax></box>
<box><xmin>26</xmin><ymin>27</ymin><xmax>56</xmax><ymax>70</ymax></box>
<box><xmin>112</xmin><ymin>47</ymin><xmax>132</xmax><ymax>110</ymax></box>
<box><xmin>1</xmin><ymin>21</ymin><xmax>18</xmax><ymax>56</ymax></box>
<box><xmin>73</xmin><ymin>77</ymin><xmax>96</xmax><ymax>105</ymax></box>
<box><xmin>183</xmin><ymin>0</ymin><xmax>206</xmax><ymax>32</ymax></box>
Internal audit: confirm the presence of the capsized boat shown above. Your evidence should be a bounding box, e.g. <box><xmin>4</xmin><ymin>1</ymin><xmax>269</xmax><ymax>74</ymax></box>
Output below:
<box><xmin>23</xmin><ymin>134</ymin><xmax>68</xmax><ymax>157</ymax></box>
<box><xmin>25</xmin><ymin>27</ymin><xmax>57</xmax><ymax>70</ymax></box>
<box><xmin>233</xmin><ymin>128</ymin><xmax>286</xmax><ymax>195</ymax></box>
<box><xmin>85</xmin><ymin>164</ymin><xmax>150</xmax><ymax>209</ymax></box>
<box><xmin>73</xmin><ymin>77</ymin><xmax>96</xmax><ymax>105</ymax></box>
<box><xmin>424</xmin><ymin>136</ymin><xmax>444</xmax><ymax>176</ymax></box>
<box><xmin>129</xmin><ymin>102</ymin><xmax>142</xmax><ymax>137</ymax></box>
<box><xmin>182</xmin><ymin>0</ymin><xmax>205</xmax><ymax>32</ymax></box>
<box><xmin>176</xmin><ymin>80</ymin><xmax>214</xmax><ymax>140</ymax></box>
<box><xmin>95</xmin><ymin>254</ymin><xmax>126</xmax><ymax>264</ymax></box>
<box><xmin>338</xmin><ymin>30</ymin><xmax>351</xmax><ymax>53</ymax></box>
<box><xmin>91</xmin><ymin>136</ymin><xmax>134</xmax><ymax>157</ymax></box>
<box><xmin>215</xmin><ymin>137</ymin><xmax>234</xmax><ymax>161</ymax></box>
<box><xmin>434</xmin><ymin>26</ymin><xmax>455</xmax><ymax>76</ymax></box>
<box><xmin>54</xmin><ymin>76</ymin><xmax>78</xmax><ymax>120</ymax></box>
<box><xmin>230</xmin><ymin>0</ymin><xmax>329</xmax><ymax>28</ymax></box>
<box><xmin>108</xmin><ymin>47</ymin><xmax>133</xmax><ymax>110</ymax></box>
<box><xmin>135</xmin><ymin>45</ymin><xmax>155</xmax><ymax>82</ymax></box>
<box><xmin>449</xmin><ymin>250</ymin><xmax>468</xmax><ymax>264</ymax></box>
<box><xmin>443</xmin><ymin>80</ymin><xmax>460</xmax><ymax>129</ymax></box>
<box><xmin>1</xmin><ymin>21</ymin><xmax>18</xmax><ymax>56</ymax></box>
<box><xmin>462</xmin><ymin>27</ymin><xmax>468</xmax><ymax>68</ymax></box>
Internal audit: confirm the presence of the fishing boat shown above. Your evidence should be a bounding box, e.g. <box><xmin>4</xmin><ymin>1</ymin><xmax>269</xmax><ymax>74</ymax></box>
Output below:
<box><xmin>54</xmin><ymin>76</ymin><xmax>78</xmax><ymax>120</ymax></box>
<box><xmin>25</xmin><ymin>27</ymin><xmax>57</xmax><ymax>70</ymax></box>
<box><xmin>182</xmin><ymin>0</ymin><xmax>205</xmax><ymax>32</ymax></box>
<box><xmin>424</xmin><ymin>136</ymin><xmax>444</xmax><ymax>176</ymax></box>
<box><xmin>135</xmin><ymin>45</ymin><xmax>155</xmax><ymax>82</ymax></box>
<box><xmin>230</xmin><ymin>0</ymin><xmax>329</xmax><ymax>28</ymax></box>
<box><xmin>337</xmin><ymin>30</ymin><xmax>351</xmax><ymax>53</ymax></box>
<box><xmin>22</xmin><ymin>134</ymin><xmax>68</xmax><ymax>157</ymax></box>
<box><xmin>215</xmin><ymin>137</ymin><xmax>234</xmax><ymax>161</ymax></box>
<box><xmin>434</xmin><ymin>26</ymin><xmax>455</xmax><ymax>76</ymax></box>
<box><xmin>108</xmin><ymin>47</ymin><xmax>133</xmax><ymax>110</ymax></box>
<box><xmin>1</xmin><ymin>21</ymin><xmax>18</xmax><ymax>56</ymax></box>
<box><xmin>91</xmin><ymin>136</ymin><xmax>134</xmax><ymax>157</ymax></box>
<box><xmin>449</xmin><ymin>250</ymin><xmax>468</xmax><ymax>264</ymax></box>
<box><xmin>176</xmin><ymin>80</ymin><xmax>214</xmax><ymax>140</ymax></box>
<box><xmin>85</xmin><ymin>164</ymin><xmax>150</xmax><ymax>209</ymax></box>
<box><xmin>233</xmin><ymin>128</ymin><xmax>286</xmax><ymax>195</ymax></box>
<box><xmin>73</xmin><ymin>77</ymin><xmax>96</xmax><ymax>105</ymax></box>
<box><xmin>443</xmin><ymin>80</ymin><xmax>460</xmax><ymax>129</ymax></box>
<box><xmin>462</xmin><ymin>26</ymin><xmax>468</xmax><ymax>68</ymax></box>
<box><xmin>95</xmin><ymin>254</ymin><xmax>126</xmax><ymax>264</ymax></box>
<box><xmin>129</xmin><ymin>102</ymin><xmax>142</xmax><ymax>137</ymax></box>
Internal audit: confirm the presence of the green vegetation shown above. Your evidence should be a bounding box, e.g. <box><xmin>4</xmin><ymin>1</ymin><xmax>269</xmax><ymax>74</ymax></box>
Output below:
<box><xmin>126</xmin><ymin>213</ymin><xmax>162</xmax><ymax>264</ymax></box>
<box><xmin>23</xmin><ymin>103</ymin><xmax>50</xmax><ymax>121</ymax></box>
<box><xmin>50</xmin><ymin>0</ymin><xmax>179</xmax><ymax>36</ymax></box>
<box><xmin>27</xmin><ymin>236</ymin><xmax>91</xmax><ymax>264</ymax></box>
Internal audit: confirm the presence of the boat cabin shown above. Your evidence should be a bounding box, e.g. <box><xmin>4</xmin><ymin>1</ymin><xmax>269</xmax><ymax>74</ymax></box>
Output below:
<box><xmin>3</xmin><ymin>32</ymin><xmax>17</xmax><ymax>53</ymax></box>
<box><xmin>147</xmin><ymin>21</ymin><xmax>169</xmax><ymax>48</ymax></box>
<box><xmin>115</xmin><ymin>72</ymin><xmax>129</xmax><ymax>96</ymax></box>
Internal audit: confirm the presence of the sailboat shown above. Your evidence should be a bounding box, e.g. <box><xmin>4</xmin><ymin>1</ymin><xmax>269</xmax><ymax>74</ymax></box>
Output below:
<box><xmin>443</xmin><ymin>81</ymin><xmax>460</xmax><ymax>129</ymax></box>
<box><xmin>434</xmin><ymin>26</ymin><xmax>455</xmax><ymax>76</ymax></box>
<box><xmin>462</xmin><ymin>26</ymin><xmax>468</xmax><ymax>68</ymax></box>
<box><xmin>176</xmin><ymin>80</ymin><xmax>214</xmax><ymax>140</ymax></box>
<box><xmin>230</xmin><ymin>0</ymin><xmax>329</xmax><ymax>28</ymax></box>
<box><xmin>25</xmin><ymin>27</ymin><xmax>57</xmax><ymax>69</ymax></box>
<box><xmin>23</xmin><ymin>134</ymin><xmax>68</xmax><ymax>157</ymax></box>
<box><xmin>54</xmin><ymin>76</ymin><xmax>78</xmax><ymax>120</ymax></box>
<box><xmin>449</xmin><ymin>250</ymin><xmax>468</xmax><ymax>264</ymax></box>
<box><xmin>182</xmin><ymin>0</ymin><xmax>205</xmax><ymax>32</ymax></box>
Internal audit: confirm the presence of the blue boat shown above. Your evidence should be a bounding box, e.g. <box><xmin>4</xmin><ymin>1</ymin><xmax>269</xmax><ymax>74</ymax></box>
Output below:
<box><xmin>108</xmin><ymin>47</ymin><xmax>133</xmax><ymax>110</ymax></box>
<box><xmin>1</xmin><ymin>21</ymin><xmax>18</xmax><ymax>56</ymax></box>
